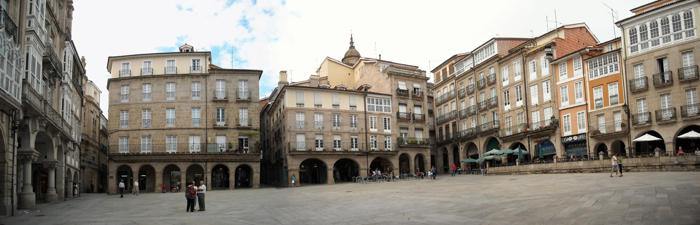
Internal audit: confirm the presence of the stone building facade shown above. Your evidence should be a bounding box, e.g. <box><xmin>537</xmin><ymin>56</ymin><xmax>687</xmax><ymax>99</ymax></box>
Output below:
<box><xmin>80</xmin><ymin>80</ymin><xmax>108</xmax><ymax>193</ymax></box>
<box><xmin>106</xmin><ymin>44</ymin><xmax>261</xmax><ymax>194</ymax></box>
<box><xmin>0</xmin><ymin>0</ymin><xmax>87</xmax><ymax>215</ymax></box>
<box><xmin>617</xmin><ymin>0</ymin><xmax>700</xmax><ymax>157</ymax></box>
<box><xmin>261</xmin><ymin>37</ymin><xmax>431</xmax><ymax>187</ymax></box>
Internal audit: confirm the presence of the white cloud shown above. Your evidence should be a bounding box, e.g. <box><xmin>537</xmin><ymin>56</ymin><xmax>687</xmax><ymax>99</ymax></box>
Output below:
<box><xmin>72</xmin><ymin>0</ymin><xmax>648</xmax><ymax>117</ymax></box>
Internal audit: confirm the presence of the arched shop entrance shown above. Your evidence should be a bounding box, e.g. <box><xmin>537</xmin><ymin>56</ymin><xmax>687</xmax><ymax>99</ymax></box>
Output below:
<box><xmin>611</xmin><ymin>140</ymin><xmax>626</xmax><ymax>157</ymax></box>
<box><xmin>465</xmin><ymin>142</ymin><xmax>479</xmax><ymax>170</ymax></box>
<box><xmin>441</xmin><ymin>148</ymin><xmax>449</xmax><ymax>173</ymax></box>
<box><xmin>235</xmin><ymin>165</ymin><xmax>253</xmax><ymax>188</ymax></box>
<box><xmin>116</xmin><ymin>165</ymin><xmax>133</xmax><ymax>192</ymax></box>
<box><xmin>675</xmin><ymin>125</ymin><xmax>700</xmax><ymax>155</ymax></box>
<box><xmin>138</xmin><ymin>165</ymin><xmax>156</xmax><ymax>192</ymax></box>
<box><xmin>32</xmin><ymin>132</ymin><xmax>53</xmax><ymax>202</ymax></box>
<box><xmin>536</xmin><ymin>140</ymin><xmax>556</xmax><ymax>162</ymax></box>
<box><xmin>634</xmin><ymin>131</ymin><xmax>664</xmax><ymax>157</ymax></box>
<box><xmin>484</xmin><ymin>137</ymin><xmax>500</xmax><ymax>152</ymax></box>
<box><xmin>186</xmin><ymin>164</ymin><xmax>205</xmax><ymax>185</ymax></box>
<box><xmin>333</xmin><ymin>158</ymin><xmax>359</xmax><ymax>183</ymax></box>
<box><xmin>562</xmin><ymin>133</ymin><xmax>587</xmax><ymax>159</ymax></box>
<box><xmin>162</xmin><ymin>164</ymin><xmax>181</xmax><ymax>192</ymax></box>
<box><xmin>299</xmin><ymin>158</ymin><xmax>327</xmax><ymax>185</ymax></box>
<box><xmin>452</xmin><ymin>145</ymin><xmax>460</xmax><ymax>166</ymax></box>
<box><xmin>211</xmin><ymin>164</ymin><xmax>230</xmax><ymax>190</ymax></box>
<box><xmin>414</xmin><ymin>154</ymin><xmax>426</xmax><ymax>173</ymax></box>
<box><xmin>399</xmin><ymin>154</ymin><xmax>411</xmax><ymax>175</ymax></box>
<box><xmin>370</xmin><ymin>157</ymin><xmax>394</xmax><ymax>174</ymax></box>
<box><xmin>595</xmin><ymin>143</ymin><xmax>608</xmax><ymax>159</ymax></box>
<box><xmin>508</xmin><ymin>142</ymin><xmax>528</xmax><ymax>164</ymax></box>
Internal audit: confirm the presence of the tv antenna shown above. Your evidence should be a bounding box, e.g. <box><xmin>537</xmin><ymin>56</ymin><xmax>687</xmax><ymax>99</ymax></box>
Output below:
<box><xmin>602</xmin><ymin>2</ymin><xmax>619</xmax><ymax>37</ymax></box>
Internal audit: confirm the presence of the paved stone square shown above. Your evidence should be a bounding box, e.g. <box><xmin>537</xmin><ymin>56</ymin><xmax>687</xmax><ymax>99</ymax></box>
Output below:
<box><xmin>2</xmin><ymin>172</ymin><xmax>699</xmax><ymax>225</ymax></box>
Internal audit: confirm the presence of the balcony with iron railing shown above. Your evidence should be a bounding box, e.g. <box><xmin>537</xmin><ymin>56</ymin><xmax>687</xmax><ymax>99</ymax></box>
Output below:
<box><xmin>237</xmin><ymin>118</ymin><xmax>252</xmax><ymax>128</ymax></box>
<box><xmin>655</xmin><ymin>107</ymin><xmax>677</xmax><ymax>124</ymax></box>
<box><xmin>458</xmin><ymin>108</ymin><xmax>467</xmax><ymax>118</ymax></box>
<box><xmin>398</xmin><ymin>137</ymin><xmax>429</xmax><ymax>147</ymax></box>
<box><xmin>680</xmin><ymin>103</ymin><xmax>700</xmax><ymax>120</ymax></box>
<box><xmin>396</xmin><ymin>88</ymin><xmax>409</xmax><ymax>97</ymax></box>
<box><xmin>413</xmin><ymin>113</ymin><xmax>425</xmax><ymax>122</ymax></box>
<box><xmin>466</xmin><ymin>105</ymin><xmax>477</xmax><ymax>117</ymax></box>
<box><xmin>118</xmin><ymin>69</ymin><xmax>131</xmax><ymax>77</ymax></box>
<box><xmin>213</xmin><ymin>90</ymin><xmax>228</xmax><ymax>101</ymax></box>
<box><xmin>477</xmin><ymin>78</ymin><xmax>486</xmax><ymax>89</ymax></box>
<box><xmin>466</xmin><ymin>84</ymin><xmax>475</xmax><ymax>95</ymax></box>
<box><xmin>478</xmin><ymin>100</ymin><xmax>488</xmax><ymax>110</ymax></box>
<box><xmin>236</xmin><ymin>89</ymin><xmax>251</xmax><ymax>101</ymax></box>
<box><xmin>487</xmin><ymin>96</ymin><xmax>498</xmax><ymax>109</ymax></box>
<box><xmin>499</xmin><ymin>123</ymin><xmax>527</xmax><ymax>139</ymax></box>
<box><xmin>528</xmin><ymin>119</ymin><xmax>557</xmax><ymax>135</ymax></box>
<box><xmin>436</xmin><ymin>90</ymin><xmax>455</xmax><ymax>105</ymax></box>
<box><xmin>652</xmin><ymin>71</ymin><xmax>673</xmax><ymax>88</ymax></box>
<box><xmin>436</xmin><ymin>111</ymin><xmax>457</xmax><ymax>124</ymax></box>
<box><xmin>397</xmin><ymin>112</ymin><xmax>411</xmax><ymax>122</ymax></box>
<box><xmin>629</xmin><ymin>77</ymin><xmax>648</xmax><ymax>93</ymax></box>
<box><xmin>110</xmin><ymin>144</ymin><xmax>260</xmax><ymax>155</ymax></box>
<box><xmin>412</xmin><ymin>90</ymin><xmax>423</xmax><ymax>100</ymax></box>
<box><xmin>479</xmin><ymin>120</ymin><xmax>499</xmax><ymax>135</ymax></box>
<box><xmin>289</xmin><ymin>141</ymin><xmax>367</xmax><ymax>153</ymax></box>
<box><xmin>590</xmin><ymin>120</ymin><xmax>628</xmax><ymax>139</ymax></box>
<box><xmin>631</xmin><ymin>112</ymin><xmax>652</xmax><ymax>127</ymax></box>
<box><xmin>22</xmin><ymin>81</ymin><xmax>72</xmax><ymax>138</ymax></box>
<box><xmin>165</xmin><ymin>66</ymin><xmax>177</xmax><ymax>75</ymax></box>
<box><xmin>487</xmin><ymin>73</ymin><xmax>496</xmax><ymax>85</ymax></box>
<box><xmin>140</xmin><ymin>67</ymin><xmax>153</xmax><ymax>75</ymax></box>
<box><xmin>213</xmin><ymin>120</ymin><xmax>228</xmax><ymax>128</ymax></box>
<box><xmin>1</xmin><ymin>6</ymin><xmax>19</xmax><ymax>42</ymax></box>
<box><xmin>458</xmin><ymin>88</ymin><xmax>466</xmax><ymax>98</ymax></box>
<box><xmin>190</xmin><ymin>66</ymin><xmax>203</xmax><ymax>74</ymax></box>
<box><xmin>457</xmin><ymin>127</ymin><xmax>478</xmax><ymax>140</ymax></box>
<box><xmin>678</xmin><ymin>65</ymin><xmax>699</xmax><ymax>82</ymax></box>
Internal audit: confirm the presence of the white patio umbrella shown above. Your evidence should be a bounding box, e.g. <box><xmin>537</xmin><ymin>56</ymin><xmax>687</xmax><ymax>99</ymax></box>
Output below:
<box><xmin>677</xmin><ymin>130</ymin><xmax>700</xmax><ymax>139</ymax></box>
<box><xmin>632</xmin><ymin>133</ymin><xmax>662</xmax><ymax>142</ymax></box>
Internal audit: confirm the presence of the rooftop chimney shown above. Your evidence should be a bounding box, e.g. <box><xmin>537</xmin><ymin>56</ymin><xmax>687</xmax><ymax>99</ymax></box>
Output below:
<box><xmin>278</xmin><ymin>70</ymin><xmax>289</xmax><ymax>88</ymax></box>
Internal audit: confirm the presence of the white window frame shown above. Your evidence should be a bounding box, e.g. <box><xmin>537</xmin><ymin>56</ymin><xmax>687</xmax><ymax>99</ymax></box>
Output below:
<box><xmin>577</xmin><ymin>111</ymin><xmax>586</xmax><ymax>132</ymax></box>
<box><xmin>560</xmin><ymin>86</ymin><xmax>569</xmax><ymax>107</ymax></box>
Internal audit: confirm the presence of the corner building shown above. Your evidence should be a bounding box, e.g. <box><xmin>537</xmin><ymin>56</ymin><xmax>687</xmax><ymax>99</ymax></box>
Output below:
<box><xmin>618</xmin><ymin>0</ymin><xmax>700</xmax><ymax>156</ymax></box>
<box><xmin>106</xmin><ymin>44</ymin><xmax>261</xmax><ymax>194</ymax></box>
<box><xmin>261</xmin><ymin>37</ymin><xmax>431</xmax><ymax>186</ymax></box>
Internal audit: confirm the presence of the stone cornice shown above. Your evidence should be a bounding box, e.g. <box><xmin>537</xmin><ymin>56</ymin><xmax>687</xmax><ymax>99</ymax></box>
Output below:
<box><xmin>109</xmin><ymin>153</ymin><xmax>260</xmax><ymax>163</ymax></box>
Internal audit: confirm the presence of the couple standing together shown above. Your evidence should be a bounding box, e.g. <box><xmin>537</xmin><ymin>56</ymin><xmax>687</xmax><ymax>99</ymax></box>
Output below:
<box><xmin>610</xmin><ymin>154</ymin><xmax>624</xmax><ymax>177</ymax></box>
<box><xmin>185</xmin><ymin>181</ymin><xmax>206</xmax><ymax>212</ymax></box>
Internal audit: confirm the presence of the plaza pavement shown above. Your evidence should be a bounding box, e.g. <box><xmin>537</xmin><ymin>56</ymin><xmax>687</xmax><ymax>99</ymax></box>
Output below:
<box><xmin>1</xmin><ymin>172</ymin><xmax>699</xmax><ymax>225</ymax></box>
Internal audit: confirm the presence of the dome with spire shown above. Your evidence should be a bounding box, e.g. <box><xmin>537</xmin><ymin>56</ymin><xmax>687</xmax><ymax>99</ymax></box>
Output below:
<box><xmin>341</xmin><ymin>35</ymin><xmax>361</xmax><ymax>66</ymax></box>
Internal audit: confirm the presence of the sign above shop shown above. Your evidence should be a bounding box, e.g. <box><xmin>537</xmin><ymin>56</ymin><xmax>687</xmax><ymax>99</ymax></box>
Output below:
<box><xmin>561</xmin><ymin>133</ymin><xmax>587</xmax><ymax>144</ymax></box>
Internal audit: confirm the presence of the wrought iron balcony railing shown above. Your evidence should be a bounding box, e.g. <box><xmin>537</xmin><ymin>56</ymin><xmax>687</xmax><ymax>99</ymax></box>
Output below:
<box><xmin>680</xmin><ymin>103</ymin><xmax>700</xmax><ymax>119</ymax></box>
<box><xmin>655</xmin><ymin>107</ymin><xmax>677</xmax><ymax>123</ymax></box>
<box><xmin>629</xmin><ymin>77</ymin><xmax>648</xmax><ymax>93</ymax></box>
<box><xmin>678</xmin><ymin>65</ymin><xmax>699</xmax><ymax>82</ymax></box>
<box><xmin>631</xmin><ymin>112</ymin><xmax>652</xmax><ymax>126</ymax></box>
<box><xmin>652</xmin><ymin>71</ymin><xmax>673</xmax><ymax>88</ymax></box>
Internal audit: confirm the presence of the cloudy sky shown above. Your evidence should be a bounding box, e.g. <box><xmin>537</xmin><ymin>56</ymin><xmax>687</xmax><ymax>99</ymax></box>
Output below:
<box><xmin>72</xmin><ymin>0</ymin><xmax>649</xmax><ymax>116</ymax></box>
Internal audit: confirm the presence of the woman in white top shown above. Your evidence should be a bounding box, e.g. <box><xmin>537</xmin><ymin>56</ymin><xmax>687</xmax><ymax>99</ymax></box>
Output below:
<box><xmin>609</xmin><ymin>154</ymin><xmax>619</xmax><ymax>177</ymax></box>
<box><xmin>197</xmin><ymin>181</ymin><xmax>206</xmax><ymax>211</ymax></box>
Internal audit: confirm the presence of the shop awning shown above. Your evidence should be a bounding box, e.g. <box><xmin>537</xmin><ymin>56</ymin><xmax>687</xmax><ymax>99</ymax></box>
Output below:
<box><xmin>461</xmin><ymin>158</ymin><xmax>479</xmax><ymax>163</ymax></box>
<box><xmin>484</xmin><ymin>149</ymin><xmax>503</xmax><ymax>156</ymax></box>
<box><xmin>678</xmin><ymin>130</ymin><xmax>700</xmax><ymax>139</ymax></box>
<box><xmin>633</xmin><ymin>134</ymin><xmax>662</xmax><ymax>142</ymax></box>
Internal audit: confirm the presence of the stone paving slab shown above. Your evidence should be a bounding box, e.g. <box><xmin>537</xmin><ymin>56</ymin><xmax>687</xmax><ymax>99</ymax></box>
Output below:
<box><xmin>1</xmin><ymin>172</ymin><xmax>699</xmax><ymax>225</ymax></box>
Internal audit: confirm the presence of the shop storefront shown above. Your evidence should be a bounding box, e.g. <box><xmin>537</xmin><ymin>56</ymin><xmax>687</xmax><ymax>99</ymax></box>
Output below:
<box><xmin>562</xmin><ymin>133</ymin><xmax>587</xmax><ymax>159</ymax></box>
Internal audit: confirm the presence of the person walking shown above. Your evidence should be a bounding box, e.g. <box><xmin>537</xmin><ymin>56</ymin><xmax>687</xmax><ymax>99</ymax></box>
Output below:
<box><xmin>610</xmin><ymin>154</ymin><xmax>619</xmax><ymax>177</ymax></box>
<box><xmin>133</xmin><ymin>180</ymin><xmax>139</xmax><ymax>195</ymax></box>
<box><xmin>617</xmin><ymin>155</ymin><xmax>624</xmax><ymax>177</ymax></box>
<box><xmin>118</xmin><ymin>180</ymin><xmax>125</xmax><ymax>198</ymax></box>
<box><xmin>185</xmin><ymin>181</ymin><xmax>196</xmax><ymax>212</ymax></box>
<box><xmin>290</xmin><ymin>175</ymin><xmax>296</xmax><ymax>187</ymax></box>
<box><xmin>197</xmin><ymin>181</ymin><xmax>206</xmax><ymax>211</ymax></box>
<box><xmin>450</xmin><ymin>163</ymin><xmax>457</xmax><ymax>176</ymax></box>
<box><xmin>430</xmin><ymin>166</ymin><xmax>437</xmax><ymax>180</ymax></box>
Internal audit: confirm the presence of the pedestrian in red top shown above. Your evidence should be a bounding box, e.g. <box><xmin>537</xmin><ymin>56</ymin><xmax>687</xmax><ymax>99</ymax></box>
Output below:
<box><xmin>450</xmin><ymin>163</ymin><xmax>457</xmax><ymax>176</ymax></box>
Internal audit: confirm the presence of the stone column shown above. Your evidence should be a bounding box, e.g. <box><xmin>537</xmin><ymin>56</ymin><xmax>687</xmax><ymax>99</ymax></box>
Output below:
<box><xmin>46</xmin><ymin>161</ymin><xmax>58</xmax><ymax>202</ymax></box>
<box><xmin>229</xmin><ymin>163</ymin><xmax>236</xmax><ymax>190</ymax></box>
<box><xmin>327</xmin><ymin>168</ymin><xmax>335</xmax><ymax>185</ymax></box>
<box><xmin>252</xmin><ymin>166</ymin><xmax>260</xmax><ymax>188</ymax></box>
<box><xmin>19</xmin><ymin>151</ymin><xmax>39</xmax><ymax>209</ymax></box>
<box><xmin>155</xmin><ymin>168</ymin><xmax>163</xmax><ymax>193</ymax></box>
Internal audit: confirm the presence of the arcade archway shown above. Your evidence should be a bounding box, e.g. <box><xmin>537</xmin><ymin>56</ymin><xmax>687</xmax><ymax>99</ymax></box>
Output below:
<box><xmin>162</xmin><ymin>164</ymin><xmax>181</xmax><ymax>192</ymax></box>
<box><xmin>595</xmin><ymin>143</ymin><xmax>608</xmax><ymax>159</ymax></box>
<box><xmin>116</xmin><ymin>165</ymin><xmax>133</xmax><ymax>192</ymax></box>
<box><xmin>634</xmin><ymin>131</ymin><xmax>664</xmax><ymax>157</ymax></box>
<box><xmin>333</xmin><ymin>158</ymin><xmax>359</xmax><ymax>183</ymax></box>
<box><xmin>235</xmin><ymin>164</ymin><xmax>253</xmax><ymax>188</ymax></box>
<box><xmin>611</xmin><ymin>140</ymin><xmax>626</xmax><ymax>157</ymax></box>
<box><xmin>186</xmin><ymin>164</ymin><xmax>205</xmax><ymax>185</ymax></box>
<box><xmin>211</xmin><ymin>164</ymin><xmax>230</xmax><ymax>190</ymax></box>
<box><xmin>137</xmin><ymin>165</ymin><xmax>155</xmax><ymax>192</ymax></box>
<box><xmin>399</xmin><ymin>154</ymin><xmax>411</xmax><ymax>175</ymax></box>
<box><xmin>370</xmin><ymin>157</ymin><xmax>393</xmax><ymax>174</ymax></box>
<box><xmin>300</xmin><ymin>159</ymin><xmax>327</xmax><ymax>185</ymax></box>
<box><xmin>414</xmin><ymin>154</ymin><xmax>426</xmax><ymax>173</ymax></box>
<box><xmin>675</xmin><ymin>125</ymin><xmax>700</xmax><ymax>155</ymax></box>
